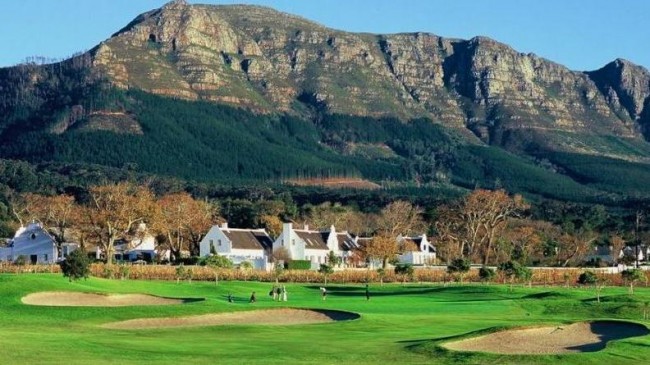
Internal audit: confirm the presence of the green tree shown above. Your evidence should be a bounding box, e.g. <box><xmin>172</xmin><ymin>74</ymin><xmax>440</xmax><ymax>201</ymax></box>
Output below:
<box><xmin>319</xmin><ymin>264</ymin><xmax>334</xmax><ymax>285</ymax></box>
<box><xmin>498</xmin><ymin>261</ymin><xmax>531</xmax><ymax>290</ymax></box>
<box><xmin>175</xmin><ymin>264</ymin><xmax>193</xmax><ymax>284</ymax></box>
<box><xmin>478</xmin><ymin>266</ymin><xmax>496</xmax><ymax>285</ymax></box>
<box><xmin>622</xmin><ymin>269</ymin><xmax>646</xmax><ymax>295</ymax></box>
<box><xmin>59</xmin><ymin>249</ymin><xmax>90</xmax><ymax>282</ymax></box>
<box><xmin>394</xmin><ymin>263</ymin><xmax>414</xmax><ymax>285</ymax></box>
<box><xmin>202</xmin><ymin>254</ymin><xmax>233</xmax><ymax>269</ymax></box>
<box><xmin>578</xmin><ymin>271</ymin><xmax>597</xmax><ymax>285</ymax></box>
<box><xmin>327</xmin><ymin>251</ymin><xmax>341</xmax><ymax>267</ymax></box>
<box><xmin>376</xmin><ymin>268</ymin><xmax>386</xmax><ymax>286</ymax></box>
<box><xmin>578</xmin><ymin>271</ymin><xmax>605</xmax><ymax>303</ymax></box>
<box><xmin>447</xmin><ymin>257</ymin><xmax>471</xmax><ymax>283</ymax></box>
<box><xmin>239</xmin><ymin>261</ymin><xmax>253</xmax><ymax>271</ymax></box>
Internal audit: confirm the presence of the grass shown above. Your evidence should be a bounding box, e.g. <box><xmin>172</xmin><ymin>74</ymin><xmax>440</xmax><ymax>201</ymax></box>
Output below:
<box><xmin>2</xmin><ymin>275</ymin><xmax>650</xmax><ymax>364</ymax></box>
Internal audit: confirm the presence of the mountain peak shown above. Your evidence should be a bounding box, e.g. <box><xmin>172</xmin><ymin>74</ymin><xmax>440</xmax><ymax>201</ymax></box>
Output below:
<box><xmin>163</xmin><ymin>0</ymin><xmax>188</xmax><ymax>8</ymax></box>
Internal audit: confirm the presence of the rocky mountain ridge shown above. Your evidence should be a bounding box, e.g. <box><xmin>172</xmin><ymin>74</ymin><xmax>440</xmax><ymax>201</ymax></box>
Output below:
<box><xmin>2</xmin><ymin>0</ymin><xmax>650</xmax><ymax>193</ymax></box>
<box><xmin>85</xmin><ymin>1</ymin><xmax>650</xmax><ymax>154</ymax></box>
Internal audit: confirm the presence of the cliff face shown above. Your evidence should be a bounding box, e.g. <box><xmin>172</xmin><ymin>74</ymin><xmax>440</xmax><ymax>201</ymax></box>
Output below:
<box><xmin>4</xmin><ymin>1</ymin><xmax>650</xmax><ymax>159</ymax></box>
<box><xmin>588</xmin><ymin>59</ymin><xmax>650</xmax><ymax>137</ymax></box>
<box><xmin>88</xmin><ymin>2</ymin><xmax>650</xmax><ymax>151</ymax></box>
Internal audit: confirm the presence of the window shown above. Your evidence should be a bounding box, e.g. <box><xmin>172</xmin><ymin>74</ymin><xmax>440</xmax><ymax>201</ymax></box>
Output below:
<box><xmin>30</xmin><ymin>233</ymin><xmax>36</xmax><ymax>240</ymax></box>
<box><xmin>218</xmin><ymin>239</ymin><xmax>222</xmax><ymax>246</ymax></box>
<box><xmin>43</xmin><ymin>254</ymin><xmax>48</xmax><ymax>262</ymax></box>
<box><xmin>292</xmin><ymin>239</ymin><xmax>295</xmax><ymax>246</ymax></box>
<box><xmin>210</xmin><ymin>239</ymin><xmax>214</xmax><ymax>246</ymax></box>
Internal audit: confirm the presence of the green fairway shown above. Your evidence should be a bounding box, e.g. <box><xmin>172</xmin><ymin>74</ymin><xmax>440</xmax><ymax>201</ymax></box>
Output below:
<box><xmin>1</xmin><ymin>275</ymin><xmax>650</xmax><ymax>364</ymax></box>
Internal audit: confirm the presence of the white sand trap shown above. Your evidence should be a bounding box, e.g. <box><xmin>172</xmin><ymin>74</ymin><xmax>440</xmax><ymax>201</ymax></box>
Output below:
<box><xmin>102</xmin><ymin>308</ymin><xmax>359</xmax><ymax>329</ymax></box>
<box><xmin>22</xmin><ymin>291</ymin><xmax>192</xmax><ymax>307</ymax></box>
<box><xmin>443</xmin><ymin>321</ymin><xmax>649</xmax><ymax>354</ymax></box>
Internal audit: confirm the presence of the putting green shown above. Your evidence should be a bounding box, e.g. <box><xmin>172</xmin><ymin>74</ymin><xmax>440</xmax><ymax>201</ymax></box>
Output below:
<box><xmin>1</xmin><ymin>274</ymin><xmax>650</xmax><ymax>364</ymax></box>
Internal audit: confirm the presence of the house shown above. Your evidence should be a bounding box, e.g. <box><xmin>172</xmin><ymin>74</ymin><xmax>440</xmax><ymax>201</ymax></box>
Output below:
<box><xmin>114</xmin><ymin>233</ymin><xmax>158</xmax><ymax>262</ymax></box>
<box><xmin>622</xmin><ymin>245</ymin><xmax>647</xmax><ymax>263</ymax></box>
<box><xmin>0</xmin><ymin>222</ymin><xmax>77</xmax><ymax>264</ymax></box>
<box><xmin>89</xmin><ymin>224</ymin><xmax>165</xmax><ymax>263</ymax></box>
<box><xmin>333</xmin><ymin>229</ymin><xmax>359</xmax><ymax>267</ymax></box>
<box><xmin>397</xmin><ymin>234</ymin><xmax>436</xmax><ymax>265</ymax></box>
<box><xmin>199</xmin><ymin>223</ymin><xmax>273</xmax><ymax>270</ymax></box>
<box><xmin>586</xmin><ymin>245</ymin><xmax>617</xmax><ymax>266</ymax></box>
<box><xmin>273</xmin><ymin>223</ymin><xmax>341</xmax><ymax>269</ymax></box>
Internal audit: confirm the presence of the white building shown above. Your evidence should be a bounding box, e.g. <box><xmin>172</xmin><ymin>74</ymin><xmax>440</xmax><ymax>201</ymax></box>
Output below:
<box><xmin>0</xmin><ymin>222</ymin><xmax>77</xmax><ymax>264</ymax></box>
<box><xmin>273</xmin><ymin>223</ymin><xmax>356</xmax><ymax>269</ymax></box>
<box><xmin>114</xmin><ymin>233</ymin><xmax>158</xmax><ymax>262</ymax></box>
<box><xmin>199</xmin><ymin>223</ymin><xmax>273</xmax><ymax>270</ymax></box>
<box><xmin>397</xmin><ymin>234</ymin><xmax>436</xmax><ymax>265</ymax></box>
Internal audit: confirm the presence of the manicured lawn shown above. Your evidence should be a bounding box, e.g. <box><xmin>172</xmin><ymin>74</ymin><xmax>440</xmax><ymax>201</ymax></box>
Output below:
<box><xmin>1</xmin><ymin>274</ymin><xmax>650</xmax><ymax>364</ymax></box>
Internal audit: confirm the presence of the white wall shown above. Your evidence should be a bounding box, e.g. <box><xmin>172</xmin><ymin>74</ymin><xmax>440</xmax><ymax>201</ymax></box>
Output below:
<box><xmin>0</xmin><ymin>224</ymin><xmax>58</xmax><ymax>264</ymax></box>
<box><xmin>199</xmin><ymin>226</ymin><xmax>232</xmax><ymax>256</ymax></box>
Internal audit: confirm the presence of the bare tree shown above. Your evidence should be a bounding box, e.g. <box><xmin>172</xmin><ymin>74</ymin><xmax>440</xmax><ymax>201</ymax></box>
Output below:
<box><xmin>375</xmin><ymin>200</ymin><xmax>425</xmax><ymax>238</ymax></box>
<box><xmin>21</xmin><ymin>194</ymin><xmax>78</xmax><ymax>256</ymax></box>
<box><xmin>364</xmin><ymin>233</ymin><xmax>399</xmax><ymax>269</ymax></box>
<box><xmin>81</xmin><ymin>182</ymin><xmax>157</xmax><ymax>264</ymax></box>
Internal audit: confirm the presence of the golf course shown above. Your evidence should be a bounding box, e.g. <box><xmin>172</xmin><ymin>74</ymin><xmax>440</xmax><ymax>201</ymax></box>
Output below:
<box><xmin>2</xmin><ymin>274</ymin><xmax>650</xmax><ymax>364</ymax></box>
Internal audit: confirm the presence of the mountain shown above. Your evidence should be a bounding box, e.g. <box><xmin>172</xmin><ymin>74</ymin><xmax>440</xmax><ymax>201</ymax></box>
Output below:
<box><xmin>1</xmin><ymin>0</ymin><xmax>650</xmax><ymax>202</ymax></box>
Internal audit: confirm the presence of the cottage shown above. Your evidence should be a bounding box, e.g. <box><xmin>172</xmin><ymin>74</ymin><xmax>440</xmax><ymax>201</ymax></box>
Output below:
<box><xmin>273</xmin><ymin>223</ymin><xmax>342</xmax><ymax>269</ymax></box>
<box><xmin>114</xmin><ymin>233</ymin><xmax>158</xmax><ymax>262</ymax></box>
<box><xmin>397</xmin><ymin>234</ymin><xmax>436</xmax><ymax>265</ymax></box>
<box><xmin>199</xmin><ymin>223</ymin><xmax>273</xmax><ymax>270</ymax></box>
<box><xmin>0</xmin><ymin>222</ymin><xmax>77</xmax><ymax>264</ymax></box>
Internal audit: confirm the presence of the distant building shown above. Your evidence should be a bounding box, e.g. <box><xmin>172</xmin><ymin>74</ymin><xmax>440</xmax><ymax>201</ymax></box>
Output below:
<box><xmin>397</xmin><ymin>234</ymin><xmax>437</xmax><ymax>265</ymax></box>
<box><xmin>199</xmin><ymin>223</ymin><xmax>273</xmax><ymax>270</ymax></box>
<box><xmin>0</xmin><ymin>222</ymin><xmax>77</xmax><ymax>264</ymax></box>
<box><xmin>273</xmin><ymin>223</ymin><xmax>336</xmax><ymax>269</ymax></box>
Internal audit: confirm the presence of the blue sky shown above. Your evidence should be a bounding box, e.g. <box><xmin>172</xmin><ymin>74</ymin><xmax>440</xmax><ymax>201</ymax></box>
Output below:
<box><xmin>1</xmin><ymin>0</ymin><xmax>648</xmax><ymax>70</ymax></box>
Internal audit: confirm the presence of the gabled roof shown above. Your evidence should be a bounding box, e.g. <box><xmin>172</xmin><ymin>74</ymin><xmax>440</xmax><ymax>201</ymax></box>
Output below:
<box><xmin>400</xmin><ymin>235</ymin><xmax>435</xmax><ymax>253</ymax></box>
<box><xmin>223</xmin><ymin>229</ymin><xmax>273</xmax><ymax>250</ymax></box>
<box><xmin>336</xmin><ymin>232</ymin><xmax>357</xmax><ymax>251</ymax></box>
<box><xmin>10</xmin><ymin>222</ymin><xmax>55</xmax><ymax>248</ymax></box>
<box><xmin>294</xmin><ymin>230</ymin><xmax>329</xmax><ymax>250</ymax></box>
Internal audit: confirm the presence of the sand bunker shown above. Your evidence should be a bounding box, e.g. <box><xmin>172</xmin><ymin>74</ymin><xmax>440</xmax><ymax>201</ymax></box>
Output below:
<box><xmin>443</xmin><ymin>321</ymin><xmax>649</xmax><ymax>354</ymax></box>
<box><xmin>102</xmin><ymin>308</ymin><xmax>359</xmax><ymax>329</ymax></box>
<box><xmin>22</xmin><ymin>291</ymin><xmax>196</xmax><ymax>307</ymax></box>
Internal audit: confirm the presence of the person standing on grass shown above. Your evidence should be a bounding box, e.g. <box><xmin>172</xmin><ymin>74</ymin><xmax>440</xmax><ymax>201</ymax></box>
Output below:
<box><xmin>282</xmin><ymin>285</ymin><xmax>288</xmax><ymax>302</ymax></box>
<box><xmin>227</xmin><ymin>293</ymin><xmax>234</xmax><ymax>303</ymax></box>
<box><xmin>320</xmin><ymin>287</ymin><xmax>327</xmax><ymax>300</ymax></box>
<box><xmin>275</xmin><ymin>286</ymin><xmax>282</xmax><ymax>301</ymax></box>
<box><xmin>365</xmin><ymin>283</ymin><xmax>370</xmax><ymax>301</ymax></box>
<box><xmin>271</xmin><ymin>285</ymin><xmax>277</xmax><ymax>301</ymax></box>
<box><xmin>250</xmin><ymin>291</ymin><xmax>257</xmax><ymax>303</ymax></box>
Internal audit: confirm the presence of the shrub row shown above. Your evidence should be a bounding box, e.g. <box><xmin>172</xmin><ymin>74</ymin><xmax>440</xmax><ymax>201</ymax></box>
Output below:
<box><xmin>0</xmin><ymin>263</ymin><xmax>646</xmax><ymax>287</ymax></box>
<box><xmin>0</xmin><ymin>263</ymin><xmax>60</xmax><ymax>274</ymax></box>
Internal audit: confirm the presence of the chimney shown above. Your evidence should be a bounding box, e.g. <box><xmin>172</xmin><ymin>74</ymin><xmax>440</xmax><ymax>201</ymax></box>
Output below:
<box><xmin>221</xmin><ymin>222</ymin><xmax>228</xmax><ymax>229</ymax></box>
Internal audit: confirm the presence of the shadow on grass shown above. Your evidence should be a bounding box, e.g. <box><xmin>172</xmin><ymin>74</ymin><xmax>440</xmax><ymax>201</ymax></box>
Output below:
<box><xmin>405</xmin><ymin>321</ymin><xmax>650</xmax><ymax>356</ymax></box>
<box><xmin>304</xmin><ymin>285</ymin><xmax>526</xmax><ymax>301</ymax></box>
<box><xmin>565</xmin><ymin>321</ymin><xmax>650</xmax><ymax>352</ymax></box>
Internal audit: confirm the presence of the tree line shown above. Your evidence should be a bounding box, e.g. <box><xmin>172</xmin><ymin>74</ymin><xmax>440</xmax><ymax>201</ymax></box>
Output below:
<box><xmin>6</xmin><ymin>181</ymin><xmax>650</xmax><ymax>269</ymax></box>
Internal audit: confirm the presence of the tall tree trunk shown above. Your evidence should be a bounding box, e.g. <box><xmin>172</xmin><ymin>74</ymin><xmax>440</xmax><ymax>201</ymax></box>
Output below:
<box><xmin>106</xmin><ymin>236</ymin><xmax>115</xmax><ymax>265</ymax></box>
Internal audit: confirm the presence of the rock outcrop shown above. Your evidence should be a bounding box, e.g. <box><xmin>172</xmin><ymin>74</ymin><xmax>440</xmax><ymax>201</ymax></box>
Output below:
<box><xmin>5</xmin><ymin>1</ymin><xmax>650</xmax><ymax>158</ymax></box>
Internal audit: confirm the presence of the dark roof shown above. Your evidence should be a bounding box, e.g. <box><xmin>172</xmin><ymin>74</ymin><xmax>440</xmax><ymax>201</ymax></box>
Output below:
<box><xmin>336</xmin><ymin>233</ymin><xmax>357</xmax><ymax>251</ymax></box>
<box><xmin>355</xmin><ymin>237</ymin><xmax>372</xmax><ymax>249</ymax></box>
<box><xmin>294</xmin><ymin>230</ymin><xmax>329</xmax><ymax>250</ymax></box>
<box><xmin>223</xmin><ymin>229</ymin><xmax>273</xmax><ymax>250</ymax></box>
